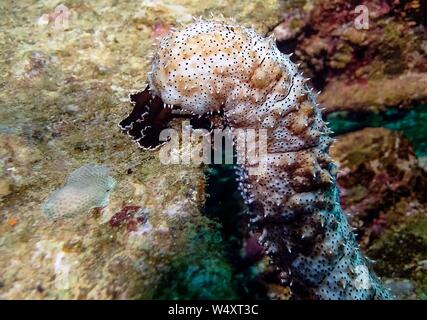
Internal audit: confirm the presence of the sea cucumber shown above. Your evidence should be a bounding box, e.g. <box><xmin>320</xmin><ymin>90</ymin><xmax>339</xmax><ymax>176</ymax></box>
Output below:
<box><xmin>43</xmin><ymin>164</ymin><xmax>116</xmax><ymax>220</ymax></box>
<box><xmin>119</xmin><ymin>20</ymin><xmax>391</xmax><ymax>299</ymax></box>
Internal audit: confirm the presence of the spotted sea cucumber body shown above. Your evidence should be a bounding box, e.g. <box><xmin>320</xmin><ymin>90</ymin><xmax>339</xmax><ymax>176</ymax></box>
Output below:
<box><xmin>122</xmin><ymin>20</ymin><xmax>391</xmax><ymax>299</ymax></box>
<box><xmin>149</xmin><ymin>21</ymin><xmax>298</xmax><ymax>117</ymax></box>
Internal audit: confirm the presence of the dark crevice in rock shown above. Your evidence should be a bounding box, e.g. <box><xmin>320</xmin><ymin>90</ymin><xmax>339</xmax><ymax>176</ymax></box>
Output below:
<box><xmin>202</xmin><ymin>164</ymin><xmax>270</xmax><ymax>299</ymax></box>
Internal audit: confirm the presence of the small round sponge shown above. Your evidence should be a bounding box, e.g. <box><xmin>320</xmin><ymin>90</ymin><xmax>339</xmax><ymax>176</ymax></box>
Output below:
<box><xmin>43</xmin><ymin>164</ymin><xmax>116</xmax><ymax>220</ymax></box>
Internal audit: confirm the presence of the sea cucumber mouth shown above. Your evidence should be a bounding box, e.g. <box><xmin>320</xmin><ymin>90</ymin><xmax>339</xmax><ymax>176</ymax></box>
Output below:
<box><xmin>118</xmin><ymin>85</ymin><xmax>219</xmax><ymax>150</ymax></box>
<box><xmin>118</xmin><ymin>85</ymin><xmax>173</xmax><ymax>150</ymax></box>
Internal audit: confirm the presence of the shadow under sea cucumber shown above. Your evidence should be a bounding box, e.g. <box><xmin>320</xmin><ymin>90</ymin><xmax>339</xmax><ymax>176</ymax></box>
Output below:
<box><xmin>119</xmin><ymin>19</ymin><xmax>392</xmax><ymax>300</ymax></box>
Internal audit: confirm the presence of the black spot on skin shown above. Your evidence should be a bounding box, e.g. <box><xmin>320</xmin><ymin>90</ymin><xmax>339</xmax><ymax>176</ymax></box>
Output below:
<box><xmin>190</xmin><ymin>112</ymin><xmax>217</xmax><ymax>130</ymax></box>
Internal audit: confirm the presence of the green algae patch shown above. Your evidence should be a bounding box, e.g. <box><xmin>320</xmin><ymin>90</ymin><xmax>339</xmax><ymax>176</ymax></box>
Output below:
<box><xmin>368</xmin><ymin>213</ymin><xmax>427</xmax><ymax>299</ymax></box>
<box><xmin>153</xmin><ymin>218</ymin><xmax>239</xmax><ymax>299</ymax></box>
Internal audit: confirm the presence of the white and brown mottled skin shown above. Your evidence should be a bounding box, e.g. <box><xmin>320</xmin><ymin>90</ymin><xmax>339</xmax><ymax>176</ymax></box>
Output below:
<box><xmin>131</xmin><ymin>20</ymin><xmax>392</xmax><ymax>299</ymax></box>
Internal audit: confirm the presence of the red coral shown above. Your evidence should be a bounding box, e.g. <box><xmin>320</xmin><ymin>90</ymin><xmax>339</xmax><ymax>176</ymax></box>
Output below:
<box><xmin>109</xmin><ymin>205</ymin><xmax>146</xmax><ymax>231</ymax></box>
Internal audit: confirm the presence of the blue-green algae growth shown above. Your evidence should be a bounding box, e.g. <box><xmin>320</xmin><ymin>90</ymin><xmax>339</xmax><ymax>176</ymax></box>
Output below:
<box><xmin>327</xmin><ymin>104</ymin><xmax>427</xmax><ymax>156</ymax></box>
<box><xmin>153</xmin><ymin>221</ymin><xmax>240</xmax><ymax>299</ymax></box>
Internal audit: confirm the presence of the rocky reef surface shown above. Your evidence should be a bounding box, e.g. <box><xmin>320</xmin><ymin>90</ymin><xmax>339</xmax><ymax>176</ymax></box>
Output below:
<box><xmin>274</xmin><ymin>0</ymin><xmax>427</xmax><ymax>113</ymax></box>
<box><xmin>331</xmin><ymin>128</ymin><xmax>427</xmax><ymax>299</ymax></box>
<box><xmin>0</xmin><ymin>0</ymin><xmax>280</xmax><ymax>299</ymax></box>
<box><xmin>0</xmin><ymin>0</ymin><xmax>425</xmax><ymax>299</ymax></box>
<box><xmin>273</xmin><ymin>0</ymin><xmax>427</xmax><ymax>299</ymax></box>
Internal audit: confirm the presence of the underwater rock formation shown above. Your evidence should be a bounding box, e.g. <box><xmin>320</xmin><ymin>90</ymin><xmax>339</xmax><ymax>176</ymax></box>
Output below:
<box><xmin>0</xmin><ymin>0</ymin><xmax>286</xmax><ymax>300</ymax></box>
<box><xmin>368</xmin><ymin>211</ymin><xmax>427</xmax><ymax>299</ymax></box>
<box><xmin>43</xmin><ymin>164</ymin><xmax>116</xmax><ymax>220</ymax></box>
<box><xmin>119</xmin><ymin>20</ymin><xmax>391</xmax><ymax>299</ymax></box>
<box><xmin>330</xmin><ymin>127</ymin><xmax>427</xmax><ymax>247</ymax></box>
<box><xmin>274</xmin><ymin>0</ymin><xmax>427</xmax><ymax>113</ymax></box>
